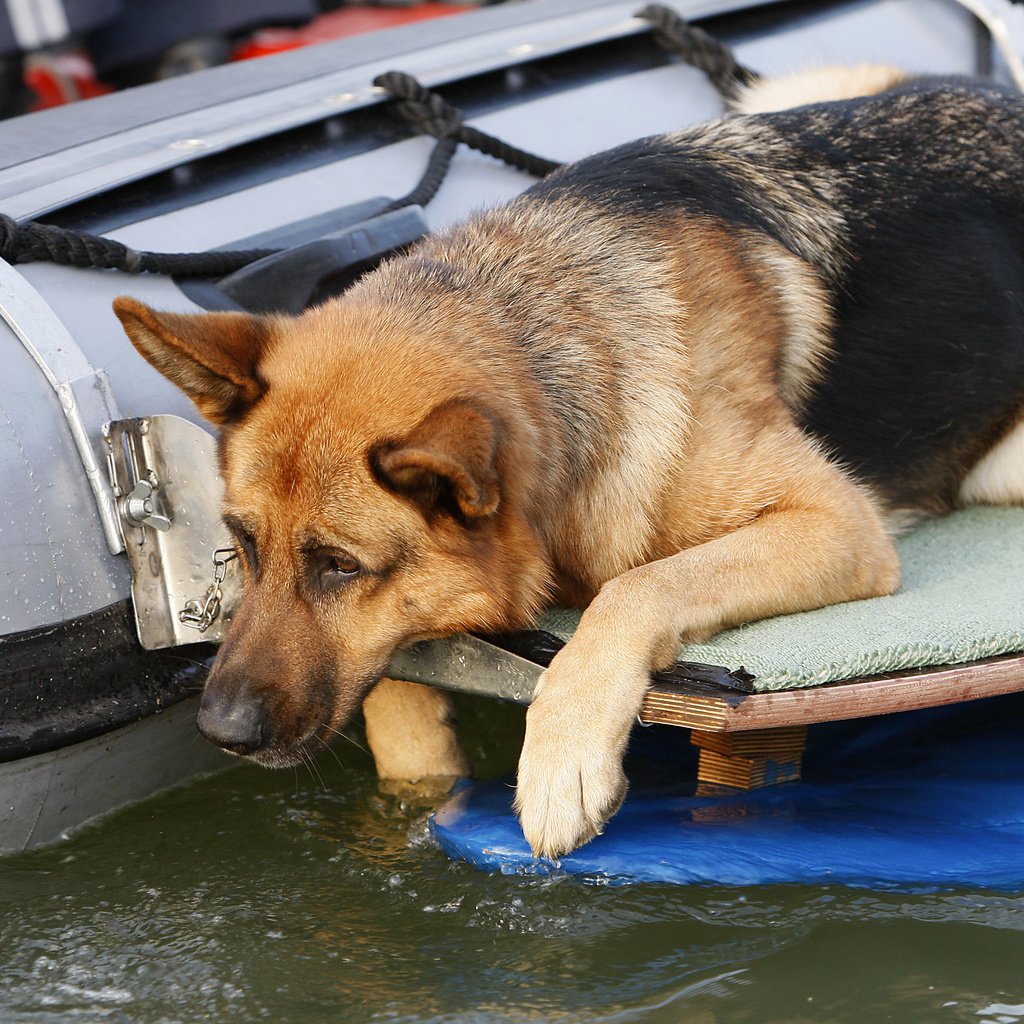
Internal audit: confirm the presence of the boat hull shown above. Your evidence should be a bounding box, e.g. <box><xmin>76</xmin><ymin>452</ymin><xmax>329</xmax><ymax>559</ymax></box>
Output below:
<box><xmin>1</xmin><ymin>695</ymin><xmax>234</xmax><ymax>855</ymax></box>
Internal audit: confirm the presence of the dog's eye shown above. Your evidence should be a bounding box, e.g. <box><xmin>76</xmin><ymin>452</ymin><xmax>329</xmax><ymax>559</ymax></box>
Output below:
<box><xmin>310</xmin><ymin>547</ymin><xmax>362</xmax><ymax>591</ymax></box>
<box><xmin>232</xmin><ymin>529</ymin><xmax>259</xmax><ymax>575</ymax></box>
<box><xmin>326</xmin><ymin>554</ymin><xmax>361</xmax><ymax>577</ymax></box>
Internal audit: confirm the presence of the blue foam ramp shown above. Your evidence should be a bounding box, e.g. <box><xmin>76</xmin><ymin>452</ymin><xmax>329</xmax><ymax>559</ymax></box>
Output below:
<box><xmin>431</xmin><ymin>695</ymin><xmax>1024</xmax><ymax>888</ymax></box>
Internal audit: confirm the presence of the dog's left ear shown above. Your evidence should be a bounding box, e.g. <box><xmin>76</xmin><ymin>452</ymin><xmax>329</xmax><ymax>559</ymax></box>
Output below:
<box><xmin>373</xmin><ymin>400</ymin><xmax>501</xmax><ymax>520</ymax></box>
<box><xmin>112</xmin><ymin>296</ymin><xmax>271</xmax><ymax>425</ymax></box>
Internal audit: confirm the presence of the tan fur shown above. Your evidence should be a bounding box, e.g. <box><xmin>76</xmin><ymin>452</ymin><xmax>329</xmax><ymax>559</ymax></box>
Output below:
<box><xmin>513</xmin><ymin>216</ymin><xmax>899</xmax><ymax>856</ymax></box>
<box><xmin>663</xmin><ymin>117</ymin><xmax>853</xmax><ymax>289</ymax></box>
<box><xmin>363</xmin><ymin>678</ymin><xmax>470</xmax><ymax>781</ymax></box>
<box><xmin>743</xmin><ymin>234</ymin><xmax>835</xmax><ymax>410</ymax></box>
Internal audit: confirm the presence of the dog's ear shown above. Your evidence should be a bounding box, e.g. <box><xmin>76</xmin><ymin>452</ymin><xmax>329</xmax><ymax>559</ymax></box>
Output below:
<box><xmin>373</xmin><ymin>400</ymin><xmax>501</xmax><ymax>520</ymax></box>
<box><xmin>112</xmin><ymin>297</ymin><xmax>270</xmax><ymax>425</ymax></box>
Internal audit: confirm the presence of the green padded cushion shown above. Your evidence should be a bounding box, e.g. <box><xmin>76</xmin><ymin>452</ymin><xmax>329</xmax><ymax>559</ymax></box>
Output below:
<box><xmin>538</xmin><ymin>506</ymin><xmax>1024</xmax><ymax>693</ymax></box>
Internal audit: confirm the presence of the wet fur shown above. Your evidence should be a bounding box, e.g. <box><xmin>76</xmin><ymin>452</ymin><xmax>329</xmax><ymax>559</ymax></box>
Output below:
<box><xmin>114</xmin><ymin>68</ymin><xmax>1024</xmax><ymax>859</ymax></box>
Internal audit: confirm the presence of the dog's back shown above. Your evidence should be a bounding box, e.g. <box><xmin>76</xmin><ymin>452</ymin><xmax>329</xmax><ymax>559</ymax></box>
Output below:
<box><xmin>417</xmin><ymin>80</ymin><xmax>1024</xmax><ymax>522</ymax></box>
<box><xmin>756</xmin><ymin>82</ymin><xmax>1024</xmax><ymax>514</ymax></box>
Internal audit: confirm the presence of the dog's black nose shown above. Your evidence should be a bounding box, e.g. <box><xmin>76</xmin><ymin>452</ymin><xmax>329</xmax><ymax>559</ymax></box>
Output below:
<box><xmin>197</xmin><ymin>688</ymin><xmax>268</xmax><ymax>755</ymax></box>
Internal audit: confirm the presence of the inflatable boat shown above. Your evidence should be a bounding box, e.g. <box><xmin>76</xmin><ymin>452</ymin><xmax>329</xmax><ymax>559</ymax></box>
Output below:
<box><xmin>2</xmin><ymin>0</ymin><xmax>1022</xmax><ymax>868</ymax></box>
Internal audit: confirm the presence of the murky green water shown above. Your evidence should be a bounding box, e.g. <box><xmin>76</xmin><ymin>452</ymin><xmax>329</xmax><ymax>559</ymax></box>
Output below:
<box><xmin>2</xmin><ymin>697</ymin><xmax>1023</xmax><ymax>1024</ymax></box>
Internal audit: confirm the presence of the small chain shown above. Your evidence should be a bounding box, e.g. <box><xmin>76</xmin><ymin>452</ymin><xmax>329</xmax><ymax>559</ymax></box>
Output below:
<box><xmin>179</xmin><ymin>547</ymin><xmax>239</xmax><ymax>632</ymax></box>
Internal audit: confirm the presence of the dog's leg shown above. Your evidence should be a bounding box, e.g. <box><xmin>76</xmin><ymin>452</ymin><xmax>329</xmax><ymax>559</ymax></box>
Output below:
<box><xmin>363</xmin><ymin>677</ymin><xmax>472</xmax><ymax>784</ymax></box>
<box><xmin>515</xmin><ymin>450</ymin><xmax>900</xmax><ymax>859</ymax></box>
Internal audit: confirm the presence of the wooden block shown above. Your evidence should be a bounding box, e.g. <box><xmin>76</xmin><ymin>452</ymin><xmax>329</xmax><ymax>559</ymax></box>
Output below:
<box><xmin>696</xmin><ymin>748</ymin><xmax>803</xmax><ymax>789</ymax></box>
<box><xmin>691</xmin><ymin>726</ymin><xmax>806</xmax><ymax>757</ymax></box>
<box><xmin>691</xmin><ymin>724</ymin><xmax>807</xmax><ymax>790</ymax></box>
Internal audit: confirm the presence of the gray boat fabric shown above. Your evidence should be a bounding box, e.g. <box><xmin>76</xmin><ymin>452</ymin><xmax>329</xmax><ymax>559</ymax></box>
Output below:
<box><xmin>538</xmin><ymin>506</ymin><xmax>1024</xmax><ymax>692</ymax></box>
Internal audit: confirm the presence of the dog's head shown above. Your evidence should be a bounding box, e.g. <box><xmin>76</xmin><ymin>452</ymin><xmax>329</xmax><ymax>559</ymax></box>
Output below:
<box><xmin>113</xmin><ymin>296</ymin><xmax>550</xmax><ymax>766</ymax></box>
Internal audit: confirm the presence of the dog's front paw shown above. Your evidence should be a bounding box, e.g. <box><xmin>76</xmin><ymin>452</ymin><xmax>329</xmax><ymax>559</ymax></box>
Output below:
<box><xmin>513</xmin><ymin>668</ymin><xmax>633</xmax><ymax>860</ymax></box>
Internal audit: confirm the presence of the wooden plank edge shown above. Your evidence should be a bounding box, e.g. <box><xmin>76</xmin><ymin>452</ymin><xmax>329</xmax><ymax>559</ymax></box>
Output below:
<box><xmin>638</xmin><ymin>653</ymin><xmax>1024</xmax><ymax>732</ymax></box>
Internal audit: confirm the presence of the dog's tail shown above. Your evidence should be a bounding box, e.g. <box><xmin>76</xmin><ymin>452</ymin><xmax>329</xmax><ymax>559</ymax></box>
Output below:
<box><xmin>729</xmin><ymin>64</ymin><xmax>911</xmax><ymax>115</ymax></box>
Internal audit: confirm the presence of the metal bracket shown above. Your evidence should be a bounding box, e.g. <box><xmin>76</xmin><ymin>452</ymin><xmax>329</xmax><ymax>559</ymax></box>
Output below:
<box><xmin>104</xmin><ymin>414</ymin><xmax>241</xmax><ymax>649</ymax></box>
<box><xmin>389</xmin><ymin>634</ymin><xmax>544</xmax><ymax>703</ymax></box>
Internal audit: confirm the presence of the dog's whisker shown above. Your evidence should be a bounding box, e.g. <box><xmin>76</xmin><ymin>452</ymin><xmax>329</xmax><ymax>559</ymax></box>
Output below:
<box><xmin>163</xmin><ymin>653</ymin><xmax>213</xmax><ymax>670</ymax></box>
<box><xmin>316</xmin><ymin>735</ymin><xmax>347</xmax><ymax>771</ymax></box>
<box><xmin>320</xmin><ymin>722</ymin><xmax>370</xmax><ymax>756</ymax></box>
<box><xmin>303</xmin><ymin>747</ymin><xmax>328</xmax><ymax>792</ymax></box>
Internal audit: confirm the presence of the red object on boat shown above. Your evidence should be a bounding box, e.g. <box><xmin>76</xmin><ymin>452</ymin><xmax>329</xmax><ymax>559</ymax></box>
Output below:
<box><xmin>14</xmin><ymin>5</ymin><xmax>470</xmax><ymax>113</ymax></box>
<box><xmin>233</xmin><ymin>5</ymin><xmax>469</xmax><ymax>61</ymax></box>
<box><xmin>24</xmin><ymin>51</ymin><xmax>112</xmax><ymax>110</ymax></box>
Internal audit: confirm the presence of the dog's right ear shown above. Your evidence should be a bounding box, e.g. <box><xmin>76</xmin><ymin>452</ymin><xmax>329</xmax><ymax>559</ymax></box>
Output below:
<box><xmin>112</xmin><ymin>297</ymin><xmax>271</xmax><ymax>425</ymax></box>
<box><xmin>372</xmin><ymin>399</ymin><xmax>502</xmax><ymax>521</ymax></box>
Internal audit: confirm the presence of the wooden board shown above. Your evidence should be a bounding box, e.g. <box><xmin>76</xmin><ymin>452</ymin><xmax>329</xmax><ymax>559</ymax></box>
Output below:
<box><xmin>639</xmin><ymin>653</ymin><xmax>1024</xmax><ymax>732</ymax></box>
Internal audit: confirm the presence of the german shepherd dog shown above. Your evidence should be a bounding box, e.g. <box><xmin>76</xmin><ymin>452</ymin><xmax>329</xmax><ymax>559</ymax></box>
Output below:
<box><xmin>114</xmin><ymin>67</ymin><xmax>1024</xmax><ymax>859</ymax></box>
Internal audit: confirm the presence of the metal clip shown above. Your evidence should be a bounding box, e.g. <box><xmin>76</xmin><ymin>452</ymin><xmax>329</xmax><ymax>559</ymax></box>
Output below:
<box><xmin>179</xmin><ymin>548</ymin><xmax>239</xmax><ymax>633</ymax></box>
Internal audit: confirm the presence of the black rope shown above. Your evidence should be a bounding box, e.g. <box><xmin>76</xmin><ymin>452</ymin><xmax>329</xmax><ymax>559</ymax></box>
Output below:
<box><xmin>373</xmin><ymin>69</ymin><xmax>465</xmax><ymax>138</ymax></box>
<box><xmin>380</xmin><ymin>135</ymin><xmax>461</xmax><ymax>214</ymax></box>
<box><xmin>0</xmin><ymin>213</ymin><xmax>277</xmax><ymax>275</ymax></box>
<box><xmin>457</xmin><ymin>123</ymin><xmax>561</xmax><ymax>177</ymax></box>
<box><xmin>372</xmin><ymin>70</ymin><xmax>562</xmax><ymax>178</ymax></box>
<box><xmin>374</xmin><ymin>71</ymin><xmax>514</xmax><ymax>213</ymax></box>
<box><xmin>636</xmin><ymin>3</ymin><xmax>760</xmax><ymax>102</ymax></box>
<box><xmin>0</xmin><ymin>73</ymin><xmax>560</xmax><ymax>276</ymax></box>
<box><xmin>0</xmin><ymin>8</ymin><xmax>750</xmax><ymax>277</ymax></box>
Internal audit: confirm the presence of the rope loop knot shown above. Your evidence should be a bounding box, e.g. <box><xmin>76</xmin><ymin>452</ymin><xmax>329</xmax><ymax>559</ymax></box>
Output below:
<box><xmin>374</xmin><ymin>70</ymin><xmax>465</xmax><ymax>138</ymax></box>
<box><xmin>636</xmin><ymin>3</ymin><xmax>759</xmax><ymax>101</ymax></box>
<box><xmin>0</xmin><ymin>214</ymin><xmax>20</xmax><ymax>263</ymax></box>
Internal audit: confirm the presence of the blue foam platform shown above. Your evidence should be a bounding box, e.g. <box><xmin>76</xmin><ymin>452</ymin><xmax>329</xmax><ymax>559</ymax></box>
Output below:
<box><xmin>431</xmin><ymin>694</ymin><xmax>1024</xmax><ymax>888</ymax></box>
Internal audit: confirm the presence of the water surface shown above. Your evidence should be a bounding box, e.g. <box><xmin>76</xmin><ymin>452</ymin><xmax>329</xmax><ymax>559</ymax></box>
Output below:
<box><xmin>2</xmin><ymin>697</ymin><xmax>1022</xmax><ymax>1023</ymax></box>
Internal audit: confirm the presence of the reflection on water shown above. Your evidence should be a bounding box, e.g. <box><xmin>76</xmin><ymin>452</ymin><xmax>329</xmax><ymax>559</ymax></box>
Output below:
<box><xmin>1</xmin><ymin>695</ymin><xmax>1022</xmax><ymax>1024</ymax></box>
